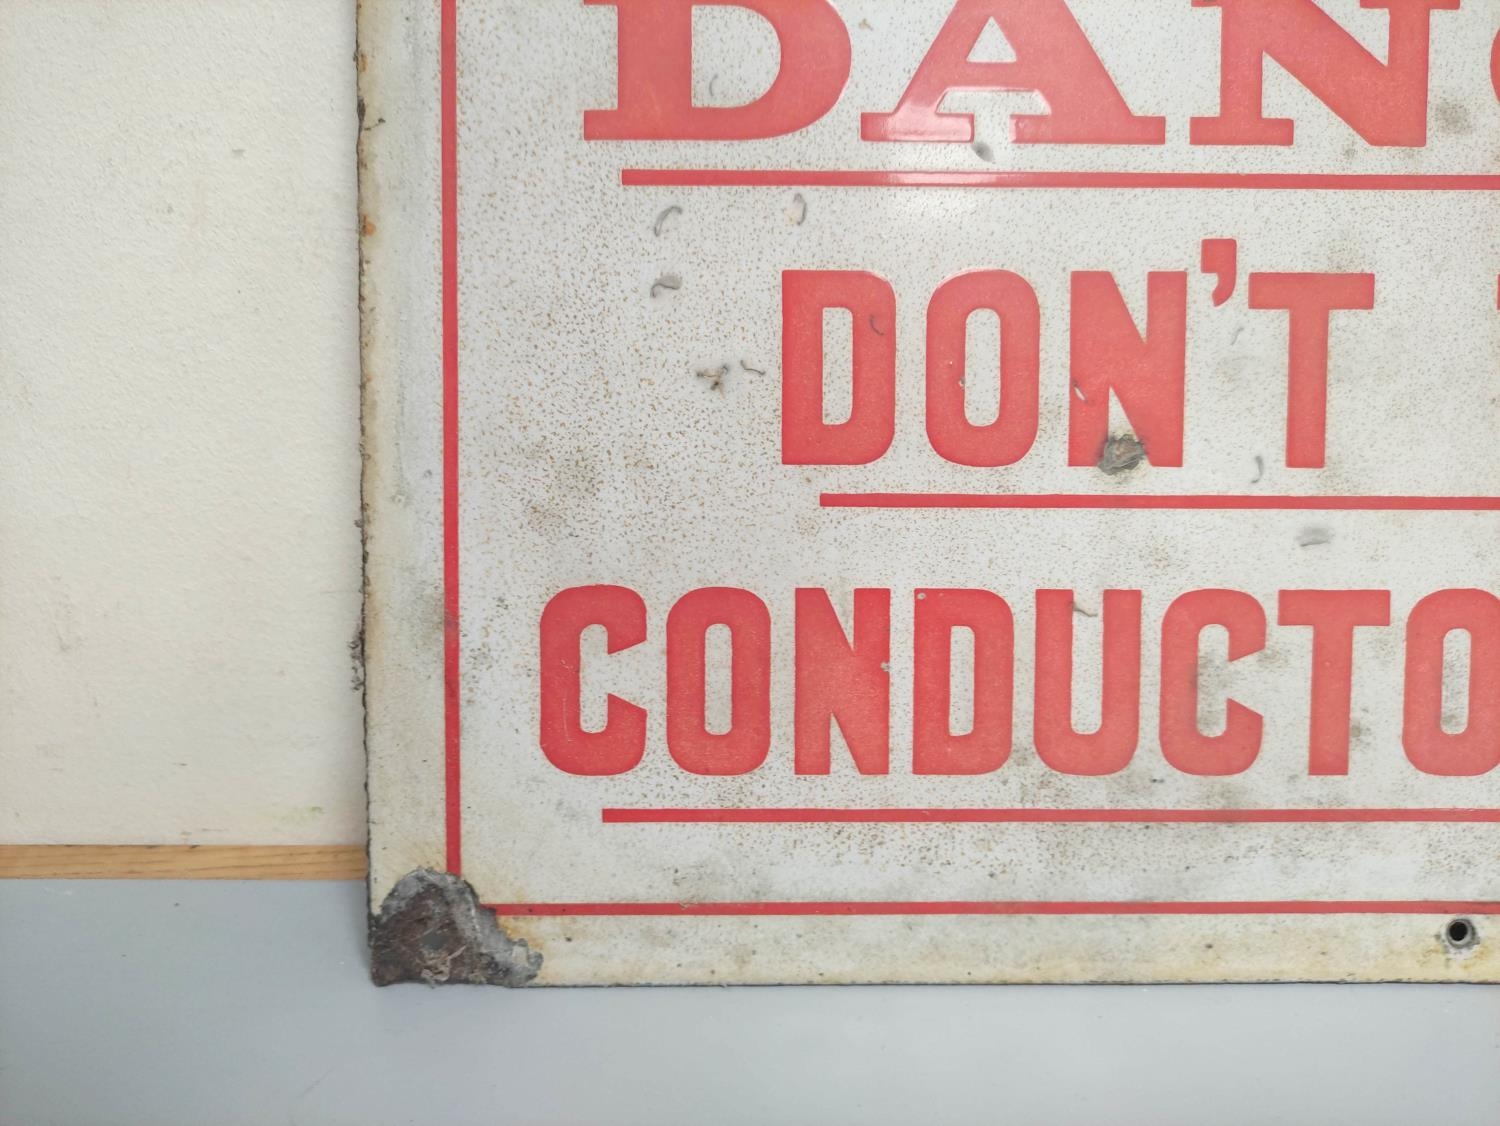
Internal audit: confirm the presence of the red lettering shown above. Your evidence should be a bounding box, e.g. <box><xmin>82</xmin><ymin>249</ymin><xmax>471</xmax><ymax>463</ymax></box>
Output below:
<box><xmin>584</xmin><ymin>0</ymin><xmax>851</xmax><ymax>140</ymax></box>
<box><xmin>539</xmin><ymin>585</ymin><xmax>647</xmax><ymax>775</ymax></box>
<box><xmin>1492</xmin><ymin>26</ymin><xmax>1500</xmax><ymax>103</ymax></box>
<box><xmin>1278</xmin><ymin>590</ymin><xmax>1391</xmax><ymax>775</ymax></box>
<box><xmin>782</xmin><ymin>270</ymin><xmax>897</xmax><ymax>465</ymax></box>
<box><xmin>1068</xmin><ymin>272</ymin><xmax>1187</xmax><ymax>468</ymax></box>
<box><xmin>862</xmin><ymin>0</ymin><xmax>1164</xmax><ymax>144</ymax></box>
<box><xmin>926</xmin><ymin>271</ymin><xmax>1041</xmax><ymax>467</ymax></box>
<box><xmin>1034</xmin><ymin>589</ymin><xmax>1142</xmax><ymax>775</ymax></box>
<box><xmin>912</xmin><ymin>589</ymin><xmax>1015</xmax><ymax>775</ymax></box>
<box><xmin>1191</xmin><ymin>0</ymin><xmax>1458</xmax><ymax>147</ymax></box>
<box><xmin>795</xmin><ymin>589</ymin><xmax>891</xmax><ymax>774</ymax></box>
<box><xmin>1160</xmin><ymin>589</ymin><xmax>1266</xmax><ymax>776</ymax></box>
<box><xmin>1249</xmin><ymin>272</ymin><xmax>1375</xmax><ymax>469</ymax></box>
<box><xmin>665</xmin><ymin>587</ymin><xmax>772</xmax><ymax>775</ymax></box>
<box><xmin>1403</xmin><ymin>589</ymin><xmax>1500</xmax><ymax>776</ymax></box>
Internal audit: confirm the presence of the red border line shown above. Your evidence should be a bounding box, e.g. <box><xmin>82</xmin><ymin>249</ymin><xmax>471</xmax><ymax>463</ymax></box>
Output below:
<box><xmin>602</xmin><ymin>807</ymin><xmax>1500</xmax><ymax>825</ymax></box>
<box><xmin>488</xmin><ymin>900</ymin><xmax>1500</xmax><ymax>917</ymax></box>
<box><xmin>441</xmin><ymin>0</ymin><xmax>462</xmax><ymax>876</ymax></box>
<box><xmin>822</xmin><ymin>493</ymin><xmax>1500</xmax><ymax>512</ymax></box>
<box><xmin>443</xmin><ymin>20</ymin><xmax>1494</xmax><ymax>915</ymax></box>
<box><xmin>623</xmin><ymin>169</ymin><xmax>1500</xmax><ymax>192</ymax></box>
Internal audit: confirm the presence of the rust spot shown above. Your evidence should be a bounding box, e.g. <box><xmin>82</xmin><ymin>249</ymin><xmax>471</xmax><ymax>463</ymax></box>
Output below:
<box><xmin>653</xmin><ymin>205</ymin><xmax>682</xmax><ymax>237</ymax></box>
<box><xmin>362</xmin><ymin>217</ymin><xmax>377</xmax><ymax>237</ymax></box>
<box><xmin>348</xmin><ymin>619</ymin><xmax>365</xmax><ymax>693</ymax></box>
<box><xmin>369</xmin><ymin>869</ymin><xmax>542</xmax><ymax>987</ymax></box>
<box><xmin>696</xmin><ymin>363</ymin><xmax>731</xmax><ymax>392</ymax></box>
<box><xmin>1097</xmin><ymin>433</ymin><xmax>1145</xmax><ymax>476</ymax></box>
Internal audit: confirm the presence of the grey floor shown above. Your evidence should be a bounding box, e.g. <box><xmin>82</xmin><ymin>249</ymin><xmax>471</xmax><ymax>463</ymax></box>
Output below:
<box><xmin>2</xmin><ymin>880</ymin><xmax>1498</xmax><ymax>1125</ymax></box>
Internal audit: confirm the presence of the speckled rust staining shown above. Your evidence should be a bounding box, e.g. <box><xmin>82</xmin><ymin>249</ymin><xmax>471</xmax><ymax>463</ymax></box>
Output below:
<box><xmin>1433</xmin><ymin>98</ymin><xmax>1474</xmax><ymax>136</ymax></box>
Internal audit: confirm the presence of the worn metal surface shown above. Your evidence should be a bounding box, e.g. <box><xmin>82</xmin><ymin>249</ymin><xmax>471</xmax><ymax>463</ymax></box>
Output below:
<box><xmin>360</xmin><ymin>0</ymin><xmax>1500</xmax><ymax>984</ymax></box>
<box><xmin>369</xmin><ymin>869</ymin><xmax>542</xmax><ymax>986</ymax></box>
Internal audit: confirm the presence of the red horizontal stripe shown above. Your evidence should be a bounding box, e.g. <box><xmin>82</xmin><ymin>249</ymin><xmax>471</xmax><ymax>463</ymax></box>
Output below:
<box><xmin>602</xmin><ymin>807</ymin><xmax>1500</xmax><ymax>825</ymax></box>
<box><xmin>622</xmin><ymin>169</ymin><xmax>1500</xmax><ymax>192</ymax></box>
<box><xmin>489</xmin><ymin>900</ymin><xmax>1500</xmax><ymax>917</ymax></box>
<box><xmin>822</xmin><ymin>493</ymin><xmax>1500</xmax><ymax>511</ymax></box>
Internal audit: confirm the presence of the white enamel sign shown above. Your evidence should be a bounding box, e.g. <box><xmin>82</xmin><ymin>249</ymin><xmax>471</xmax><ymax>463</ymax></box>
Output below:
<box><xmin>360</xmin><ymin>0</ymin><xmax>1500</xmax><ymax>984</ymax></box>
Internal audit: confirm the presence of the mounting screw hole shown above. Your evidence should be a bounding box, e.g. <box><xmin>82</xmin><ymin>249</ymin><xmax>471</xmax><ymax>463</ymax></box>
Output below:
<box><xmin>1444</xmin><ymin>918</ymin><xmax>1478</xmax><ymax>950</ymax></box>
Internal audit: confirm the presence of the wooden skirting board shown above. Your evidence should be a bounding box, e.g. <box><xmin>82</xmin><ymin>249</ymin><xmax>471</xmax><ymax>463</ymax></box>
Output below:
<box><xmin>0</xmin><ymin>845</ymin><xmax>366</xmax><ymax>880</ymax></box>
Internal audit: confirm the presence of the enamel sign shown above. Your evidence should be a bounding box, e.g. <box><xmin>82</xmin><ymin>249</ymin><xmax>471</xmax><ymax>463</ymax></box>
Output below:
<box><xmin>359</xmin><ymin>0</ymin><xmax>1500</xmax><ymax>985</ymax></box>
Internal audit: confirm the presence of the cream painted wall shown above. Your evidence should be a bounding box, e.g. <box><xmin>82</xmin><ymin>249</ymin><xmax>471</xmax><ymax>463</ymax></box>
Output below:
<box><xmin>0</xmin><ymin>0</ymin><xmax>364</xmax><ymax>844</ymax></box>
